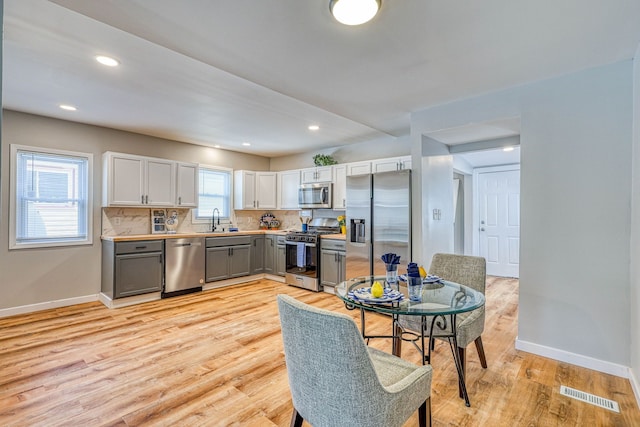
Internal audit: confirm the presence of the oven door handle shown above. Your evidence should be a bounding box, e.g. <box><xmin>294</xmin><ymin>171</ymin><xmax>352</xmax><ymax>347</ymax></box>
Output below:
<box><xmin>285</xmin><ymin>241</ymin><xmax>316</xmax><ymax>247</ymax></box>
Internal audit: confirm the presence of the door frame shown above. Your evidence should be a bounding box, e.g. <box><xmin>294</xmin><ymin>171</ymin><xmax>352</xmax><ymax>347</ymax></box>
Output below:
<box><xmin>472</xmin><ymin>164</ymin><xmax>521</xmax><ymax>262</ymax></box>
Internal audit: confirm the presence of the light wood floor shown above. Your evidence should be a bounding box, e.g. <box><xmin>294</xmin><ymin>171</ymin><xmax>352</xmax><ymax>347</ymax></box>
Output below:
<box><xmin>0</xmin><ymin>277</ymin><xmax>638</xmax><ymax>426</ymax></box>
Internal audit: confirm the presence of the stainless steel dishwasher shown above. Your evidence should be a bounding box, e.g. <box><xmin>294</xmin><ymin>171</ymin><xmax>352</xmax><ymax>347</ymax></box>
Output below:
<box><xmin>163</xmin><ymin>237</ymin><xmax>205</xmax><ymax>298</ymax></box>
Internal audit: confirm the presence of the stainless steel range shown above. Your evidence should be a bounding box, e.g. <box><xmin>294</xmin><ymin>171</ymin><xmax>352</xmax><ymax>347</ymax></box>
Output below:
<box><xmin>285</xmin><ymin>218</ymin><xmax>340</xmax><ymax>292</ymax></box>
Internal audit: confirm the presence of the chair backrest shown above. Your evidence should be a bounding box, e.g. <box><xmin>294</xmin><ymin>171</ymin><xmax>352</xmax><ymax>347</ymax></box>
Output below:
<box><xmin>277</xmin><ymin>294</ymin><xmax>390</xmax><ymax>426</ymax></box>
<box><xmin>429</xmin><ymin>253</ymin><xmax>486</xmax><ymax>294</ymax></box>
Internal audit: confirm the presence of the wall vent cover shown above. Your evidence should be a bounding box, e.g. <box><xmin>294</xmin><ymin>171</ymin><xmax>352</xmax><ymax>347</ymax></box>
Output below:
<box><xmin>559</xmin><ymin>385</ymin><xmax>620</xmax><ymax>413</ymax></box>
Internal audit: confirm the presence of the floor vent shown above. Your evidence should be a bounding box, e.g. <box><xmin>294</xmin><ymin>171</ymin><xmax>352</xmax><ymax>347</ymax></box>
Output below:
<box><xmin>560</xmin><ymin>385</ymin><xmax>620</xmax><ymax>413</ymax></box>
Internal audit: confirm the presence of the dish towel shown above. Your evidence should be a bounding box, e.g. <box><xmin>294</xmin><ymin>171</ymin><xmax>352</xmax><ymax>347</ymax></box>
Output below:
<box><xmin>296</xmin><ymin>243</ymin><xmax>306</xmax><ymax>268</ymax></box>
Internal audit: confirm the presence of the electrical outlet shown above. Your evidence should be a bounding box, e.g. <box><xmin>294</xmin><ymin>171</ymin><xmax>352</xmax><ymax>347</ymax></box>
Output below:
<box><xmin>114</xmin><ymin>217</ymin><xmax>121</xmax><ymax>226</ymax></box>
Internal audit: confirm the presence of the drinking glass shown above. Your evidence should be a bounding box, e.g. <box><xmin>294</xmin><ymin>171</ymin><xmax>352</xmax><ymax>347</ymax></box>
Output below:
<box><xmin>407</xmin><ymin>276</ymin><xmax>423</xmax><ymax>301</ymax></box>
<box><xmin>385</xmin><ymin>265</ymin><xmax>398</xmax><ymax>290</ymax></box>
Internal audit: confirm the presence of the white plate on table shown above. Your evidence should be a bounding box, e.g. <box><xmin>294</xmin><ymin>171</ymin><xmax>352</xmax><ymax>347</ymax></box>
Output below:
<box><xmin>399</xmin><ymin>274</ymin><xmax>443</xmax><ymax>284</ymax></box>
<box><xmin>349</xmin><ymin>287</ymin><xmax>404</xmax><ymax>303</ymax></box>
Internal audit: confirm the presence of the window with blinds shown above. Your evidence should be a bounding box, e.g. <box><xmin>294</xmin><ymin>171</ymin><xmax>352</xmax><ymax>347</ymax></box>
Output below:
<box><xmin>194</xmin><ymin>167</ymin><xmax>232</xmax><ymax>222</ymax></box>
<box><xmin>11</xmin><ymin>145</ymin><xmax>93</xmax><ymax>249</ymax></box>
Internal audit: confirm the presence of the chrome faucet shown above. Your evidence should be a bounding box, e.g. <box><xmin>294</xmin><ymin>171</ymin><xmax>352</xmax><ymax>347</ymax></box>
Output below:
<box><xmin>211</xmin><ymin>208</ymin><xmax>221</xmax><ymax>232</ymax></box>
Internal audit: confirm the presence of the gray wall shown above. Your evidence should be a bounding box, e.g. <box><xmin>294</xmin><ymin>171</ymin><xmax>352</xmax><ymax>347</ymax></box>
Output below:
<box><xmin>0</xmin><ymin>110</ymin><xmax>269</xmax><ymax>311</ymax></box>
<box><xmin>411</xmin><ymin>61</ymin><xmax>633</xmax><ymax>370</ymax></box>
<box><xmin>631</xmin><ymin>44</ymin><xmax>640</xmax><ymax>394</ymax></box>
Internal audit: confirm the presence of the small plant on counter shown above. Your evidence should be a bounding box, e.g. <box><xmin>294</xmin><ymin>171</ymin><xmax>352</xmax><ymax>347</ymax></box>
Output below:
<box><xmin>337</xmin><ymin>215</ymin><xmax>346</xmax><ymax>234</ymax></box>
<box><xmin>313</xmin><ymin>154</ymin><xmax>338</xmax><ymax>166</ymax></box>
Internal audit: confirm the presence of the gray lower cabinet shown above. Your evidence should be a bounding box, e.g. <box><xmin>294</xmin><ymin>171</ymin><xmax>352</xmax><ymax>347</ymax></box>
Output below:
<box><xmin>205</xmin><ymin>236</ymin><xmax>251</xmax><ymax>282</ymax></box>
<box><xmin>276</xmin><ymin>236</ymin><xmax>286</xmax><ymax>276</ymax></box>
<box><xmin>263</xmin><ymin>235</ymin><xmax>286</xmax><ymax>277</ymax></box>
<box><xmin>250</xmin><ymin>235</ymin><xmax>265</xmax><ymax>274</ymax></box>
<box><xmin>264</xmin><ymin>235</ymin><xmax>276</xmax><ymax>274</ymax></box>
<box><xmin>320</xmin><ymin>239</ymin><xmax>346</xmax><ymax>288</ymax></box>
<box><xmin>102</xmin><ymin>240</ymin><xmax>164</xmax><ymax>299</ymax></box>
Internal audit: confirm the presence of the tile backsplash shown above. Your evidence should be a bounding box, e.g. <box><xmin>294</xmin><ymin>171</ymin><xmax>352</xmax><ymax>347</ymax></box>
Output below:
<box><xmin>101</xmin><ymin>208</ymin><xmax>306</xmax><ymax>235</ymax></box>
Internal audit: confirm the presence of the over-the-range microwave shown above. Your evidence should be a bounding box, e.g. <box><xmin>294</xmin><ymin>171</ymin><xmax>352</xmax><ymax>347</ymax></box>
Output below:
<box><xmin>298</xmin><ymin>182</ymin><xmax>332</xmax><ymax>209</ymax></box>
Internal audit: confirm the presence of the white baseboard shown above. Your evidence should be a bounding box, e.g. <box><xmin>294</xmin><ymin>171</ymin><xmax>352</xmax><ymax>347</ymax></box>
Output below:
<box><xmin>515</xmin><ymin>338</ymin><xmax>630</xmax><ymax>378</ymax></box>
<box><xmin>98</xmin><ymin>292</ymin><xmax>162</xmax><ymax>309</ymax></box>
<box><xmin>630</xmin><ymin>368</ymin><xmax>640</xmax><ymax>408</ymax></box>
<box><xmin>0</xmin><ymin>294</ymin><xmax>98</xmax><ymax>318</ymax></box>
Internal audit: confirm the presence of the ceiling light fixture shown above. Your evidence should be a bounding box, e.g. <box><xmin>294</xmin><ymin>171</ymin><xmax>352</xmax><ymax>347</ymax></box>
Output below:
<box><xmin>330</xmin><ymin>0</ymin><xmax>380</xmax><ymax>26</ymax></box>
<box><xmin>503</xmin><ymin>146</ymin><xmax>515</xmax><ymax>152</ymax></box>
<box><xmin>95</xmin><ymin>55</ymin><xmax>120</xmax><ymax>67</ymax></box>
<box><xmin>213</xmin><ymin>144</ymin><xmax>221</xmax><ymax>149</ymax></box>
<box><xmin>242</xmin><ymin>142</ymin><xmax>251</xmax><ymax>146</ymax></box>
<box><xmin>59</xmin><ymin>104</ymin><xmax>77</xmax><ymax>111</ymax></box>
<box><xmin>308</xmin><ymin>125</ymin><xmax>320</xmax><ymax>131</ymax></box>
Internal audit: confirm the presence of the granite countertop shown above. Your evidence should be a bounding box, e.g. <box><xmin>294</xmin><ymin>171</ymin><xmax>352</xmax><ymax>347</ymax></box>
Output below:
<box><xmin>101</xmin><ymin>229</ymin><xmax>288</xmax><ymax>242</ymax></box>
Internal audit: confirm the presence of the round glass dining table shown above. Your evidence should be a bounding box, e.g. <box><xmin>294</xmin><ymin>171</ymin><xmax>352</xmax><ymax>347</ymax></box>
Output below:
<box><xmin>335</xmin><ymin>275</ymin><xmax>485</xmax><ymax>407</ymax></box>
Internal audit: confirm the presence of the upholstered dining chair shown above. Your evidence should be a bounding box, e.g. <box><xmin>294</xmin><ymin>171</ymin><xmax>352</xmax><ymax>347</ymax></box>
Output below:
<box><xmin>277</xmin><ymin>294</ymin><xmax>433</xmax><ymax>427</ymax></box>
<box><xmin>398</xmin><ymin>253</ymin><xmax>488</xmax><ymax>395</ymax></box>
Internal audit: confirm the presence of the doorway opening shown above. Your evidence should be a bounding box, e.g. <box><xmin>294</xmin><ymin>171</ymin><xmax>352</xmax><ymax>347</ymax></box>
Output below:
<box><xmin>453</xmin><ymin>147</ymin><xmax>520</xmax><ymax>278</ymax></box>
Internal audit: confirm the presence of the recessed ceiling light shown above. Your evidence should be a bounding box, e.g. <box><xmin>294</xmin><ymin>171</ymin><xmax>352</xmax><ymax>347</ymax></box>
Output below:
<box><xmin>95</xmin><ymin>55</ymin><xmax>119</xmax><ymax>67</ymax></box>
<box><xmin>330</xmin><ymin>0</ymin><xmax>381</xmax><ymax>26</ymax></box>
<box><xmin>308</xmin><ymin>125</ymin><xmax>320</xmax><ymax>131</ymax></box>
<box><xmin>59</xmin><ymin>104</ymin><xmax>77</xmax><ymax>111</ymax></box>
<box><xmin>213</xmin><ymin>145</ymin><xmax>221</xmax><ymax>149</ymax></box>
<box><xmin>503</xmin><ymin>146</ymin><xmax>515</xmax><ymax>152</ymax></box>
<box><xmin>242</xmin><ymin>142</ymin><xmax>251</xmax><ymax>146</ymax></box>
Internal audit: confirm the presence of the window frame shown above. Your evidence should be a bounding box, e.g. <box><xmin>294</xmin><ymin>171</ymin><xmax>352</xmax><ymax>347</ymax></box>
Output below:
<box><xmin>192</xmin><ymin>164</ymin><xmax>234</xmax><ymax>225</ymax></box>
<box><xmin>10</xmin><ymin>144</ymin><xmax>94</xmax><ymax>250</ymax></box>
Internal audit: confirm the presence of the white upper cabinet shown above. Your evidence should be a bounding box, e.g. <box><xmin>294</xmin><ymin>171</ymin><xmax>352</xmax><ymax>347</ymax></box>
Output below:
<box><xmin>256</xmin><ymin>172</ymin><xmax>278</xmax><ymax>209</ymax></box>
<box><xmin>332</xmin><ymin>164</ymin><xmax>347</xmax><ymax>210</ymax></box>
<box><xmin>146</xmin><ymin>158</ymin><xmax>176</xmax><ymax>206</ymax></box>
<box><xmin>234</xmin><ymin>170</ymin><xmax>277</xmax><ymax>210</ymax></box>
<box><xmin>103</xmin><ymin>152</ymin><xmax>175</xmax><ymax>207</ymax></box>
<box><xmin>301</xmin><ymin>166</ymin><xmax>333</xmax><ymax>183</ymax></box>
<box><xmin>371</xmin><ymin>156</ymin><xmax>412</xmax><ymax>173</ymax></box>
<box><xmin>176</xmin><ymin>162</ymin><xmax>199</xmax><ymax>207</ymax></box>
<box><xmin>234</xmin><ymin>170</ymin><xmax>256</xmax><ymax>210</ymax></box>
<box><xmin>278</xmin><ymin>170</ymin><xmax>301</xmax><ymax>210</ymax></box>
<box><xmin>347</xmin><ymin>161</ymin><xmax>372</xmax><ymax>176</ymax></box>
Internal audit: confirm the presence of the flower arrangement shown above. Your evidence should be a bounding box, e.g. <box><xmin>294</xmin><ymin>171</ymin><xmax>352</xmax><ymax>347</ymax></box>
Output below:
<box><xmin>313</xmin><ymin>154</ymin><xmax>338</xmax><ymax>166</ymax></box>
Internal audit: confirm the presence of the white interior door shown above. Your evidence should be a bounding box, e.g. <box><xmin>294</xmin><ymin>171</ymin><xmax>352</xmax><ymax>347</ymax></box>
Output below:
<box><xmin>478</xmin><ymin>168</ymin><xmax>520</xmax><ymax>277</ymax></box>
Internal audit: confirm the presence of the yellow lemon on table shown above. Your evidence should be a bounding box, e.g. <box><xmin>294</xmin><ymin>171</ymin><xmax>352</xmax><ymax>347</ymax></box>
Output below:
<box><xmin>418</xmin><ymin>266</ymin><xmax>427</xmax><ymax>278</ymax></box>
<box><xmin>371</xmin><ymin>281</ymin><xmax>384</xmax><ymax>298</ymax></box>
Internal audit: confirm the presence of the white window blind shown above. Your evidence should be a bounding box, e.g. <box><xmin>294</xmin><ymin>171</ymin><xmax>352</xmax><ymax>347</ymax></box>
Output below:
<box><xmin>12</xmin><ymin>145</ymin><xmax>92</xmax><ymax>248</ymax></box>
<box><xmin>195</xmin><ymin>167</ymin><xmax>231</xmax><ymax>221</ymax></box>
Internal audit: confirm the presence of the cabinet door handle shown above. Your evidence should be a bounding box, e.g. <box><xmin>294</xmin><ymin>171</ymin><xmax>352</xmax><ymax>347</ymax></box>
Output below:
<box><xmin>145</xmin><ymin>195</ymin><xmax>149</xmax><ymax>204</ymax></box>
<box><xmin>141</xmin><ymin>195</ymin><xmax>145</xmax><ymax>204</ymax></box>
<box><xmin>178</xmin><ymin>196</ymin><xmax>182</xmax><ymax>205</ymax></box>
<box><xmin>343</xmin><ymin>198</ymin><xmax>345</xmax><ymax>208</ymax></box>
<box><xmin>257</xmin><ymin>201</ymin><xmax>259</xmax><ymax>208</ymax></box>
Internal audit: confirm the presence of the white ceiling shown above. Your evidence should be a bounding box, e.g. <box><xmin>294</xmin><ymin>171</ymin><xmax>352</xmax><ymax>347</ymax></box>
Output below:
<box><xmin>3</xmin><ymin>0</ymin><xmax>640</xmax><ymax>161</ymax></box>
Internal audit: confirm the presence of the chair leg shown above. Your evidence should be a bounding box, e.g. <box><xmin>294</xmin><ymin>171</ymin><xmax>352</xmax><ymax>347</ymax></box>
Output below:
<box><xmin>418</xmin><ymin>397</ymin><xmax>431</xmax><ymax>427</ymax></box>
<box><xmin>458</xmin><ymin>346</ymin><xmax>466</xmax><ymax>399</ymax></box>
<box><xmin>474</xmin><ymin>336</ymin><xmax>488</xmax><ymax>368</ymax></box>
<box><xmin>290</xmin><ymin>408</ymin><xmax>304</xmax><ymax>427</ymax></box>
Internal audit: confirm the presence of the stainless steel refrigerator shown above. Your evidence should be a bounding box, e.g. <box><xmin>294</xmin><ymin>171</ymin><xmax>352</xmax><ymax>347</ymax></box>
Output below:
<box><xmin>346</xmin><ymin>169</ymin><xmax>411</xmax><ymax>278</ymax></box>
